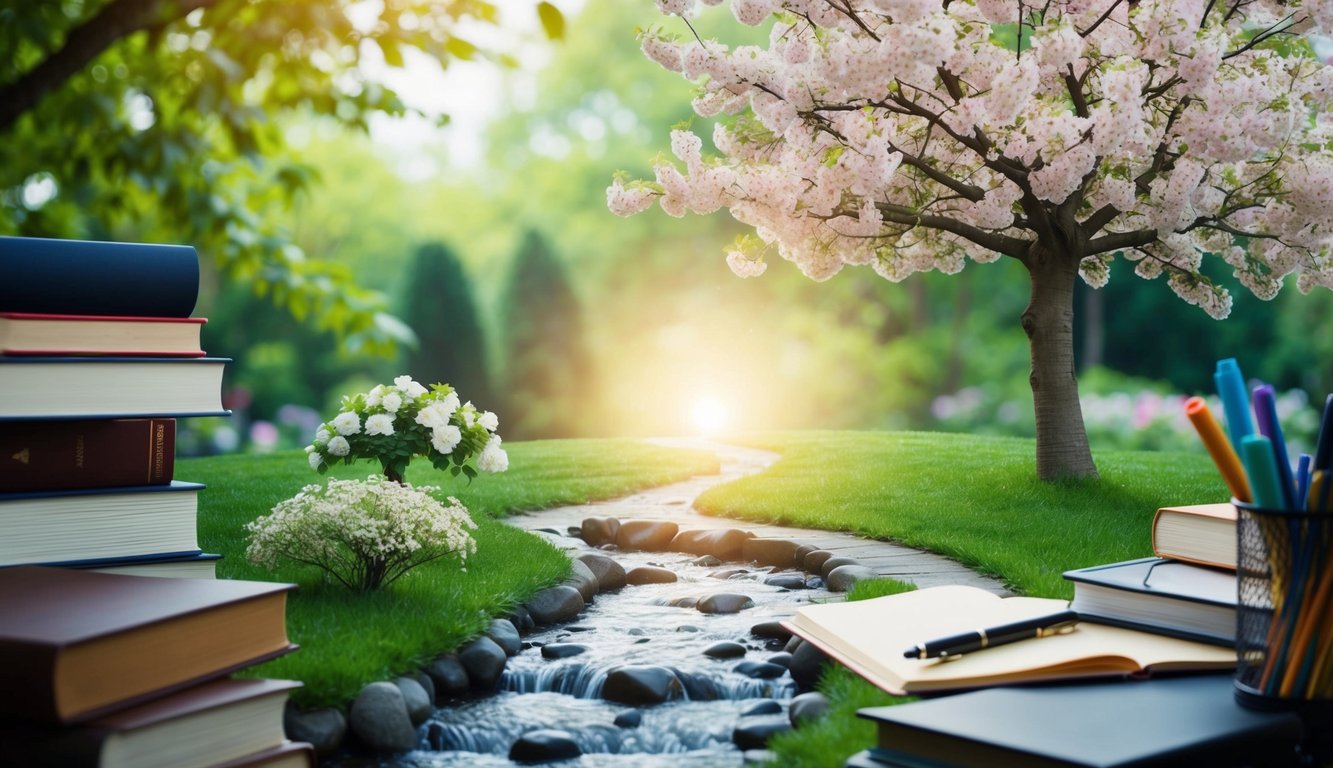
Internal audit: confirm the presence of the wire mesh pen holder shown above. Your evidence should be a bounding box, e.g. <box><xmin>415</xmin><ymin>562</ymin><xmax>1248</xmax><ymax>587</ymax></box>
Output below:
<box><xmin>1234</xmin><ymin>500</ymin><xmax>1333</xmax><ymax>713</ymax></box>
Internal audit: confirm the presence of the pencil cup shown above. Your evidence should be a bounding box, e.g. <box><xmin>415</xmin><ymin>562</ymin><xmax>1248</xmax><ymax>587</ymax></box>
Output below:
<box><xmin>1233</xmin><ymin>500</ymin><xmax>1333</xmax><ymax>714</ymax></box>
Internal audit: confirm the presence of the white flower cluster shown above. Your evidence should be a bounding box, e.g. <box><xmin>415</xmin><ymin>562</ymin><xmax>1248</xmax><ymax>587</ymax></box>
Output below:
<box><xmin>245</xmin><ymin>475</ymin><xmax>478</xmax><ymax>591</ymax></box>
<box><xmin>307</xmin><ymin>375</ymin><xmax>507</xmax><ymax>481</ymax></box>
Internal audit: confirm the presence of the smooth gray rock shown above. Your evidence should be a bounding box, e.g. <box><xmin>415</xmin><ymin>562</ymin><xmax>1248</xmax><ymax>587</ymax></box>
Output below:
<box><xmin>750</xmin><ymin>621</ymin><xmax>793</xmax><ymax>641</ymax></box>
<box><xmin>703</xmin><ymin>641</ymin><xmax>747</xmax><ymax>659</ymax></box>
<box><xmin>741</xmin><ymin>700</ymin><xmax>783</xmax><ymax>717</ymax></box>
<box><xmin>580</xmin><ymin>516</ymin><xmax>621</xmax><ymax>548</ymax></box>
<box><xmin>819</xmin><ymin>556</ymin><xmax>860</xmax><ymax>580</ymax></box>
<box><xmin>486</xmin><ymin>618</ymin><xmax>522</xmax><ymax>656</ymax></box>
<box><xmin>788</xmin><ymin>639</ymin><xmax>830</xmax><ymax>691</ymax></box>
<box><xmin>501</xmin><ymin>605</ymin><xmax>535</xmax><ymax>634</ymax></box>
<box><xmin>767</xmin><ymin>651</ymin><xmax>793</xmax><ymax>669</ymax></box>
<box><xmin>284</xmin><ymin>705</ymin><xmax>346</xmax><ymax>756</ymax></box>
<box><xmin>691</xmin><ymin>555</ymin><xmax>723</xmax><ymax>567</ymax></box>
<box><xmin>734</xmin><ymin>660</ymin><xmax>788</xmax><ymax>679</ymax></box>
<box><xmin>616</xmin><ymin>519</ymin><xmax>680</xmax><ymax>551</ymax></box>
<box><xmin>789</xmin><ymin>691</ymin><xmax>831</xmax><ymax>726</ymax></box>
<box><xmin>348</xmin><ymin>682</ymin><xmax>418</xmax><ymax>753</ymax></box>
<box><xmin>413</xmin><ymin>673</ymin><xmax>435</xmax><ymax>707</ymax></box>
<box><xmin>733</xmin><ymin>716</ymin><xmax>792</xmax><ymax>750</ymax></box>
<box><xmin>566</xmin><ymin>558</ymin><xmax>601</xmax><ymax>602</ymax></box>
<box><xmin>458</xmin><ymin>635</ymin><xmax>507</xmax><ymax>691</ymax></box>
<box><xmin>763</xmin><ymin>573</ymin><xmax>808</xmax><ymax>590</ymax></box>
<box><xmin>509</xmin><ymin>729</ymin><xmax>582</xmax><ymax>763</ymax></box>
<box><xmin>526</xmin><ymin>585</ymin><xmax>587</xmax><ymax>624</ymax></box>
<box><xmin>669</xmin><ymin>528</ymin><xmax>753</xmax><ymax>560</ymax></box>
<box><xmin>803</xmin><ymin>549</ymin><xmax>834</xmax><ymax>574</ymax></box>
<box><xmin>426</xmin><ymin>655</ymin><xmax>469</xmax><ymax>700</ymax></box>
<box><xmin>602</xmin><ymin>665</ymin><xmax>683</xmax><ymax>705</ymax></box>
<box><xmin>741</xmin><ymin>538</ymin><xmax>803</xmax><ymax>568</ymax></box>
<box><xmin>541</xmin><ymin>643</ymin><xmax>589</xmax><ymax>660</ymax></box>
<box><xmin>697</xmin><ymin>593</ymin><xmax>755</xmax><ymax>614</ymax></box>
<box><xmin>392</xmin><ymin>676</ymin><xmax>432</xmax><ymax>726</ymax></box>
<box><xmin>613</xmin><ymin>709</ymin><xmax>643</xmax><ymax>728</ymax></box>
<box><xmin>577</xmin><ymin>552</ymin><xmax>628</xmax><ymax>591</ymax></box>
<box><xmin>826</xmin><ymin>564</ymin><xmax>879</xmax><ymax>592</ymax></box>
<box><xmin>626</xmin><ymin>565</ymin><xmax>677</xmax><ymax>585</ymax></box>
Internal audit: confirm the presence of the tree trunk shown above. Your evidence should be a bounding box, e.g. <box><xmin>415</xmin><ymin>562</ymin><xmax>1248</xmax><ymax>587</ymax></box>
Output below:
<box><xmin>1022</xmin><ymin>244</ymin><xmax>1099</xmax><ymax>480</ymax></box>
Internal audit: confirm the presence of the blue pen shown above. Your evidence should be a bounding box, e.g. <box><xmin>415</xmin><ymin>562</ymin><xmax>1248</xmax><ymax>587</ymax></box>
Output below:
<box><xmin>1253</xmin><ymin>384</ymin><xmax>1296</xmax><ymax>510</ymax></box>
<box><xmin>1316</xmin><ymin>393</ymin><xmax>1333</xmax><ymax>471</ymax></box>
<box><xmin>1296</xmin><ymin>454</ymin><xmax>1312</xmax><ymax>511</ymax></box>
<box><xmin>1241</xmin><ymin>435</ymin><xmax>1285</xmax><ymax>510</ymax></box>
<box><xmin>1214</xmin><ymin>359</ymin><xmax>1254</xmax><ymax>454</ymax></box>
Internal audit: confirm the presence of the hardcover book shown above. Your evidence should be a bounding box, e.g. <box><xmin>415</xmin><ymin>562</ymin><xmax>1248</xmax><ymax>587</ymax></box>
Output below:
<box><xmin>0</xmin><ymin>418</ymin><xmax>176</xmax><ymax>493</ymax></box>
<box><xmin>0</xmin><ymin>356</ymin><xmax>229</xmax><ymax>419</ymax></box>
<box><xmin>0</xmin><ymin>312</ymin><xmax>207</xmax><ymax>357</ymax></box>
<box><xmin>1064</xmin><ymin>557</ymin><xmax>1237</xmax><ymax>646</ymax></box>
<box><xmin>77</xmin><ymin>551</ymin><xmax>222</xmax><ymax>580</ymax></box>
<box><xmin>0</xmin><ymin>481</ymin><xmax>203</xmax><ymax>567</ymax></box>
<box><xmin>0</xmin><ymin>236</ymin><xmax>199</xmax><ymax>318</ymax></box>
<box><xmin>0</xmin><ymin>566</ymin><xmax>297</xmax><ymax>723</ymax></box>
<box><xmin>0</xmin><ymin>678</ymin><xmax>302</xmax><ymax>768</ymax></box>
<box><xmin>783</xmin><ymin>585</ymin><xmax>1234</xmax><ymax>696</ymax></box>
<box><xmin>856</xmin><ymin>674</ymin><xmax>1303</xmax><ymax>767</ymax></box>
<box><xmin>1151</xmin><ymin>503</ymin><xmax>1237</xmax><ymax>570</ymax></box>
<box><xmin>209</xmin><ymin>741</ymin><xmax>317</xmax><ymax>768</ymax></box>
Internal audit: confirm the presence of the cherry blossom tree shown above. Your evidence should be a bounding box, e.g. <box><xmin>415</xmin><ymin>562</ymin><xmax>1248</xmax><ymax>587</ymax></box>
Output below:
<box><xmin>608</xmin><ymin>0</ymin><xmax>1333</xmax><ymax>480</ymax></box>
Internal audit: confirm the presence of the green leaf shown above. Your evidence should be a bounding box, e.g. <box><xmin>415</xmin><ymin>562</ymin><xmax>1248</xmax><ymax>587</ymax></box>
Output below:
<box><xmin>537</xmin><ymin>2</ymin><xmax>565</xmax><ymax>41</ymax></box>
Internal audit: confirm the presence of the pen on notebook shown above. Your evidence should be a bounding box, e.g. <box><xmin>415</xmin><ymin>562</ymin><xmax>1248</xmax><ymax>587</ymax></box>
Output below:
<box><xmin>902</xmin><ymin>610</ymin><xmax>1079</xmax><ymax>660</ymax></box>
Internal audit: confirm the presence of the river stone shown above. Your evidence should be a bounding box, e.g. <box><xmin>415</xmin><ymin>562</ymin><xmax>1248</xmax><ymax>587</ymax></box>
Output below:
<box><xmin>766</xmin><ymin>651</ymin><xmax>793</xmax><ymax>668</ymax></box>
<box><xmin>393</xmin><ymin>676</ymin><xmax>432</xmax><ymax>726</ymax></box>
<box><xmin>626</xmin><ymin>565</ymin><xmax>677</xmax><ymax>585</ymax></box>
<box><xmin>283</xmin><ymin>705</ymin><xmax>346</xmax><ymax>756</ymax></box>
<box><xmin>614</xmin><ymin>710</ymin><xmax>643</xmax><ymax>728</ymax></box>
<box><xmin>697</xmin><ymin>593</ymin><xmax>755</xmax><ymax>614</ymax></box>
<box><xmin>708</xmin><ymin>568</ymin><xmax>751</xmax><ymax>580</ymax></box>
<box><xmin>819</xmin><ymin>556</ymin><xmax>861</xmax><ymax>580</ymax></box>
<box><xmin>789</xmin><ymin>691</ymin><xmax>831</xmax><ymax>726</ymax></box>
<box><xmin>741</xmin><ymin>538</ymin><xmax>803</xmax><ymax>568</ymax></box>
<box><xmin>733</xmin><ymin>660</ymin><xmax>787</xmax><ymax>679</ymax></box>
<box><xmin>741</xmin><ymin>700</ymin><xmax>783</xmax><ymax>717</ymax></box>
<box><xmin>669</xmin><ymin>528</ymin><xmax>753</xmax><ymax>560</ymax></box>
<box><xmin>763</xmin><ymin>573</ymin><xmax>808</xmax><ymax>590</ymax></box>
<box><xmin>788</xmin><ymin>639</ymin><xmax>830</xmax><ymax>691</ymax></box>
<box><xmin>485</xmin><ymin>618</ymin><xmax>522</xmax><ymax>656</ymax></box>
<box><xmin>509</xmin><ymin>729</ymin><xmax>582</xmax><ymax>764</ymax></box>
<box><xmin>566</xmin><ymin>558</ymin><xmax>601</xmax><ymax>602</ymax></box>
<box><xmin>793</xmin><ymin>543</ymin><xmax>818</xmax><ymax>561</ymax></box>
<box><xmin>617</xmin><ymin>519</ymin><xmax>680</xmax><ymax>551</ymax></box>
<box><xmin>703</xmin><ymin>641</ymin><xmax>747</xmax><ymax>659</ymax></box>
<box><xmin>458</xmin><ymin>635</ymin><xmax>507</xmax><ymax>691</ymax></box>
<box><xmin>805</xmin><ymin>576</ymin><xmax>826</xmax><ymax>589</ymax></box>
<box><xmin>425</xmin><ymin>655</ymin><xmax>469</xmax><ymax>700</ymax></box>
<box><xmin>348</xmin><ymin>682</ymin><xmax>419</xmax><ymax>753</ymax></box>
<box><xmin>577</xmin><ymin>552</ymin><xmax>628</xmax><ymax>591</ymax></box>
<box><xmin>803</xmin><ymin>549</ymin><xmax>834</xmax><ymax>574</ymax></box>
<box><xmin>733</xmin><ymin>716</ymin><xmax>792</xmax><ymax>750</ymax></box>
<box><xmin>691</xmin><ymin>555</ymin><xmax>723</xmax><ymax>567</ymax></box>
<box><xmin>501</xmin><ymin>606</ymin><xmax>534</xmax><ymax>634</ymax></box>
<box><xmin>602</xmin><ymin>665</ymin><xmax>683</xmax><ymax>705</ymax></box>
<box><xmin>526</xmin><ymin>585</ymin><xmax>586</xmax><ymax>625</ymax></box>
<box><xmin>580</xmin><ymin>516</ymin><xmax>621</xmax><ymax>548</ymax></box>
<box><xmin>750</xmin><ymin>621</ymin><xmax>793</xmax><ymax>641</ymax></box>
<box><xmin>541</xmin><ymin>643</ymin><xmax>589</xmax><ymax>660</ymax></box>
<box><xmin>670</xmin><ymin>596</ymin><xmax>698</xmax><ymax>608</ymax></box>
<box><xmin>826</xmin><ymin>564</ymin><xmax>879</xmax><ymax>592</ymax></box>
<box><xmin>413</xmin><ymin>672</ymin><xmax>435</xmax><ymax>706</ymax></box>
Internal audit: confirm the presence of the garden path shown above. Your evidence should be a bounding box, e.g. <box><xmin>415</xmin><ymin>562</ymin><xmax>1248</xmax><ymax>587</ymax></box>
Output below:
<box><xmin>507</xmin><ymin>437</ymin><xmax>1010</xmax><ymax>596</ymax></box>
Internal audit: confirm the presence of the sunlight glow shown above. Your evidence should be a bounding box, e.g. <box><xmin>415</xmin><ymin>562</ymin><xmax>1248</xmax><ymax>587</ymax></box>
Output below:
<box><xmin>690</xmin><ymin>397</ymin><xmax>730</xmax><ymax>435</ymax></box>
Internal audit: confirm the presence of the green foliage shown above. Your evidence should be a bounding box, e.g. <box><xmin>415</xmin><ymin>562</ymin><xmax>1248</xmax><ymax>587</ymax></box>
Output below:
<box><xmin>499</xmin><ymin>231</ymin><xmax>593</xmax><ymax>439</ymax></box>
<box><xmin>402</xmin><ymin>242</ymin><xmax>495</xmax><ymax>407</ymax></box>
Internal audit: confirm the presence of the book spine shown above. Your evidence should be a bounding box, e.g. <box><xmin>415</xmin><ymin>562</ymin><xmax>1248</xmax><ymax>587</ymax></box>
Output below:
<box><xmin>0</xmin><ymin>641</ymin><xmax>60</xmax><ymax>723</ymax></box>
<box><xmin>0</xmin><ymin>237</ymin><xmax>199</xmax><ymax>318</ymax></box>
<box><xmin>0</xmin><ymin>419</ymin><xmax>175</xmax><ymax>493</ymax></box>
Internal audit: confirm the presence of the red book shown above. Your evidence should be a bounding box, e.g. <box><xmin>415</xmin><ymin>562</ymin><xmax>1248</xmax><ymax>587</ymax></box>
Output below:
<box><xmin>0</xmin><ymin>312</ymin><xmax>207</xmax><ymax>357</ymax></box>
<box><xmin>0</xmin><ymin>418</ymin><xmax>175</xmax><ymax>493</ymax></box>
<box><xmin>0</xmin><ymin>566</ymin><xmax>297</xmax><ymax>724</ymax></box>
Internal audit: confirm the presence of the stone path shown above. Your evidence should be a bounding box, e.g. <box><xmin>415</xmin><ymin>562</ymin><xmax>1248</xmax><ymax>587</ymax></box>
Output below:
<box><xmin>507</xmin><ymin>437</ymin><xmax>1010</xmax><ymax>596</ymax></box>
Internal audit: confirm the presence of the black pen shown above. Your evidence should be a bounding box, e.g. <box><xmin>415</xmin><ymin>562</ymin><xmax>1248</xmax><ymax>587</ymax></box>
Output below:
<box><xmin>902</xmin><ymin>610</ymin><xmax>1080</xmax><ymax>660</ymax></box>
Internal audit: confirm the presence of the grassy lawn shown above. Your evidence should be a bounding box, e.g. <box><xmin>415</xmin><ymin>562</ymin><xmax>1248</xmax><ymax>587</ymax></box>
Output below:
<box><xmin>185</xmin><ymin>438</ymin><xmax>719</xmax><ymax>708</ymax></box>
<box><xmin>698</xmin><ymin>430</ymin><xmax>1224</xmax><ymax>598</ymax></box>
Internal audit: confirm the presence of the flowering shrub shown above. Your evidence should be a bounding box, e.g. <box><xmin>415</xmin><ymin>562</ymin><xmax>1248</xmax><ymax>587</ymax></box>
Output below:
<box><xmin>245</xmin><ymin>475</ymin><xmax>478</xmax><ymax>591</ymax></box>
<box><xmin>307</xmin><ymin>375</ymin><xmax>508</xmax><ymax>483</ymax></box>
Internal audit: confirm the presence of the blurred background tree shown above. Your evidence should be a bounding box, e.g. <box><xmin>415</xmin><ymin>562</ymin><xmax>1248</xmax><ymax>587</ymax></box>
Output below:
<box><xmin>401</xmin><ymin>241</ymin><xmax>494</xmax><ymax>406</ymax></box>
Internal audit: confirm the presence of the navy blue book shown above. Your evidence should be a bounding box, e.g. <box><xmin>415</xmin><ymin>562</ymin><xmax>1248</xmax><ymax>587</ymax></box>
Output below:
<box><xmin>0</xmin><ymin>236</ymin><xmax>199</xmax><ymax>318</ymax></box>
<box><xmin>856</xmin><ymin>674</ymin><xmax>1304</xmax><ymax>768</ymax></box>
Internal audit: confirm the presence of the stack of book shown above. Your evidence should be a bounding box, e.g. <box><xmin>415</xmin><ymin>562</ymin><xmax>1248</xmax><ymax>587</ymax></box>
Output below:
<box><xmin>0</xmin><ymin>236</ymin><xmax>314</xmax><ymax>766</ymax></box>
<box><xmin>0</xmin><ymin>235</ymin><xmax>229</xmax><ymax>577</ymax></box>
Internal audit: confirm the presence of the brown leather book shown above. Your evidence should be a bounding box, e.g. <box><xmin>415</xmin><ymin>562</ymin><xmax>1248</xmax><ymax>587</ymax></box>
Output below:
<box><xmin>209</xmin><ymin>741</ymin><xmax>318</xmax><ymax>768</ymax></box>
<box><xmin>0</xmin><ymin>678</ymin><xmax>302</xmax><ymax>768</ymax></box>
<box><xmin>0</xmin><ymin>566</ymin><xmax>297</xmax><ymax>724</ymax></box>
<box><xmin>0</xmin><ymin>418</ymin><xmax>175</xmax><ymax>493</ymax></box>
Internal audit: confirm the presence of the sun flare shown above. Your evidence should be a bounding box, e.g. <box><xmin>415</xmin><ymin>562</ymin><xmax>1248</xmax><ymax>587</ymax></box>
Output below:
<box><xmin>690</xmin><ymin>397</ymin><xmax>730</xmax><ymax>435</ymax></box>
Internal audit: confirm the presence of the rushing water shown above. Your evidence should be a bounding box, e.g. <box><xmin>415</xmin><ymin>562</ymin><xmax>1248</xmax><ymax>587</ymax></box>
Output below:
<box><xmin>336</xmin><ymin>544</ymin><xmax>835</xmax><ymax>767</ymax></box>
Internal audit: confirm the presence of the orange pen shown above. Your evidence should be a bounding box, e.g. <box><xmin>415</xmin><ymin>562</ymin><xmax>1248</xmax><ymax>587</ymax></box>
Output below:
<box><xmin>1185</xmin><ymin>396</ymin><xmax>1252</xmax><ymax>503</ymax></box>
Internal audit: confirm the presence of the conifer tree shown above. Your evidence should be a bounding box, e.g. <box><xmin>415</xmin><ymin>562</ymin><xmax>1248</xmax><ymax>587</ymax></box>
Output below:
<box><xmin>401</xmin><ymin>242</ymin><xmax>492</xmax><ymax>406</ymax></box>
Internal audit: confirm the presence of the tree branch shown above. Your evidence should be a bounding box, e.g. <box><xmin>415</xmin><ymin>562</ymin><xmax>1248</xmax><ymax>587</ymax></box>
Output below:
<box><xmin>886</xmin><ymin>140</ymin><xmax>987</xmax><ymax>202</ymax></box>
<box><xmin>875</xmin><ymin>201</ymin><xmax>1031</xmax><ymax>256</ymax></box>
<box><xmin>1086</xmin><ymin>228</ymin><xmax>1159</xmax><ymax>255</ymax></box>
<box><xmin>0</xmin><ymin>0</ymin><xmax>219</xmax><ymax>133</ymax></box>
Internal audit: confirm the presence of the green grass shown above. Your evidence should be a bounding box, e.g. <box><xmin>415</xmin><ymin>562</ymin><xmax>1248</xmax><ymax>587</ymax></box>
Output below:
<box><xmin>697</xmin><ymin>430</ymin><xmax>1224</xmax><ymax>598</ymax></box>
<box><xmin>185</xmin><ymin>438</ymin><xmax>720</xmax><ymax>708</ymax></box>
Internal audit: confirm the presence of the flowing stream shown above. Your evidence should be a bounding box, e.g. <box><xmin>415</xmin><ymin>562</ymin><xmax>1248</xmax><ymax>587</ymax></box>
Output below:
<box><xmin>345</xmin><ymin>544</ymin><xmax>834</xmax><ymax>767</ymax></box>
